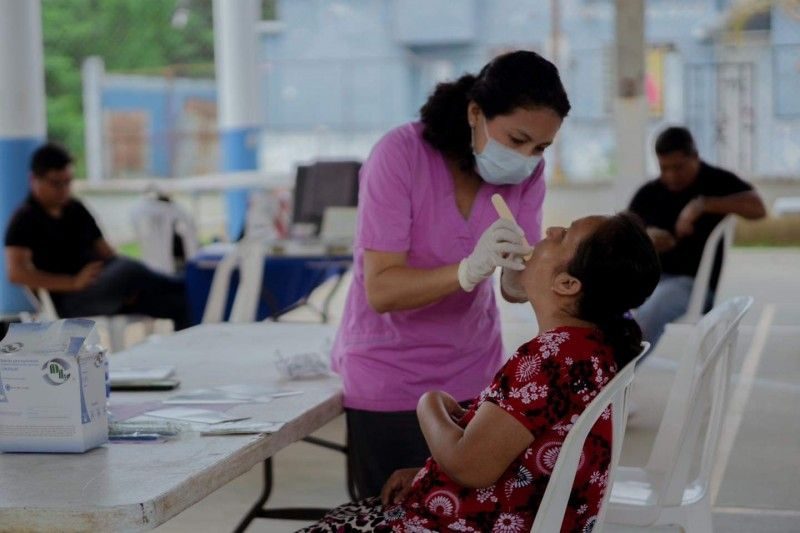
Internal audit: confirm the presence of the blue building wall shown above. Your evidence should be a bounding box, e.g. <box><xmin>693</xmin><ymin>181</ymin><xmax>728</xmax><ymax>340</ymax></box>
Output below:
<box><xmin>258</xmin><ymin>0</ymin><xmax>800</xmax><ymax>181</ymax></box>
<box><xmin>101</xmin><ymin>77</ymin><xmax>217</xmax><ymax>178</ymax></box>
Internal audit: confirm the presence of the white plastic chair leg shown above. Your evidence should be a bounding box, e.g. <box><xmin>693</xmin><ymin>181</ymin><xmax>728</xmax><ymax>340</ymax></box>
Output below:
<box><xmin>143</xmin><ymin>318</ymin><xmax>157</xmax><ymax>337</ymax></box>
<box><xmin>109</xmin><ymin>317</ymin><xmax>128</xmax><ymax>353</ymax></box>
<box><xmin>681</xmin><ymin>501</ymin><xmax>714</xmax><ymax>533</ymax></box>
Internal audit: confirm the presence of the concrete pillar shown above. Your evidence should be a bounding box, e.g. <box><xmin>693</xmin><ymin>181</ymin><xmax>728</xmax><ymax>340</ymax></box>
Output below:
<box><xmin>82</xmin><ymin>56</ymin><xmax>105</xmax><ymax>184</ymax></box>
<box><xmin>0</xmin><ymin>0</ymin><xmax>46</xmax><ymax>313</ymax></box>
<box><xmin>613</xmin><ymin>0</ymin><xmax>648</xmax><ymax>207</ymax></box>
<box><xmin>213</xmin><ymin>0</ymin><xmax>261</xmax><ymax>241</ymax></box>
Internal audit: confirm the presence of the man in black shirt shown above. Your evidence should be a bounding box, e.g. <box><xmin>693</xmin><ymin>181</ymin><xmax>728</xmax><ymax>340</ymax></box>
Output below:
<box><xmin>4</xmin><ymin>143</ymin><xmax>190</xmax><ymax>330</ymax></box>
<box><xmin>629</xmin><ymin>127</ymin><xmax>765</xmax><ymax>344</ymax></box>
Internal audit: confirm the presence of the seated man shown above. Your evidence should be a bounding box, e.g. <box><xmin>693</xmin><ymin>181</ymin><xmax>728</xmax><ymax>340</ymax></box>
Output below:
<box><xmin>4</xmin><ymin>142</ymin><xmax>190</xmax><ymax>330</ymax></box>
<box><xmin>629</xmin><ymin>127</ymin><xmax>766</xmax><ymax>344</ymax></box>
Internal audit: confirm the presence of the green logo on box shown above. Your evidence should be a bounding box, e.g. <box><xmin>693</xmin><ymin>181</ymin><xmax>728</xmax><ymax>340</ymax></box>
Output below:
<box><xmin>42</xmin><ymin>358</ymin><xmax>71</xmax><ymax>385</ymax></box>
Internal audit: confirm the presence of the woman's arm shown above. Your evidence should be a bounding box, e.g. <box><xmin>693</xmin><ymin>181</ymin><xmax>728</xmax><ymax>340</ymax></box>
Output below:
<box><xmin>417</xmin><ymin>391</ymin><xmax>533</xmax><ymax>488</ymax></box>
<box><xmin>365</xmin><ymin>218</ymin><xmax>531</xmax><ymax>313</ymax></box>
<box><xmin>364</xmin><ymin>250</ymin><xmax>461</xmax><ymax>313</ymax></box>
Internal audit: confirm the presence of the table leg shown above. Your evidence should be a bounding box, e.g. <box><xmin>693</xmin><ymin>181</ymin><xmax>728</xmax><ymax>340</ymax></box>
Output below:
<box><xmin>232</xmin><ymin>436</ymin><xmax>356</xmax><ymax>532</ymax></box>
<box><xmin>232</xmin><ymin>458</ymin><xmax>275</xmax><ymax>533</ymax></box>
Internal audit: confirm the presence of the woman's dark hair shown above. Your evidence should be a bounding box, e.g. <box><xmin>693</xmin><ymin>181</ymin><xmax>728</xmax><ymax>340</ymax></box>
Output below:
<box><xmin>31</xmin><ymin>142</ymin><xmax>73</xmax><ymax>176</ymax></box>
<box><xmin>566</xmin><ymin>213</ymin><xmax>661</xmax><ymax>368</ymax></box>
<box><xmin>420</xmin><ymin>50</ymin><xmax>571</xmax><ymax>171</ymax></box>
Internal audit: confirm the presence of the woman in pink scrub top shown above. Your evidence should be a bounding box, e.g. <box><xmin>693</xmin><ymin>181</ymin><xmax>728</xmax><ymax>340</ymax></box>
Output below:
<box><xmin>331</xmin><ymin>50</ymin><xmax>571</xmax><ymax>497</ymax></box>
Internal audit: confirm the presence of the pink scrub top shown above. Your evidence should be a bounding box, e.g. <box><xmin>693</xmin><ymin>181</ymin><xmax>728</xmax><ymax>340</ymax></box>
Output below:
<box><xmin>331</xmin><ymin>122</ymin><xmax>545</xmax><ymax>412</ymax></box>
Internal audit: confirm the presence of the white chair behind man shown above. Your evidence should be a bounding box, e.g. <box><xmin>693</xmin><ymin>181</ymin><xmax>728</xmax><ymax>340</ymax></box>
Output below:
<box><xmin>23</xmin><ymin>287</ymin><xmax>156</xmax><ymax>352</ymax></box>
<box><xmin>675</xmin><ymin>215</ymin><xmax>736</xmax><ymax>324</ymax></box>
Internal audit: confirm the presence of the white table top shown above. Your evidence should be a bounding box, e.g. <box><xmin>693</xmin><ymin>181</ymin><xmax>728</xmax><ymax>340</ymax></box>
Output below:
<box><xmin>0</xmin><ymin>323</ymin><xmax>342</xmax><ymax>532</ymax></box>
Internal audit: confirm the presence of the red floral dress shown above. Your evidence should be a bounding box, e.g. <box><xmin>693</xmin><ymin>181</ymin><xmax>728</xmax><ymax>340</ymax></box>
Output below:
<box><xmin>300</xmin><ymin>326</ymin><xmax>618</xmax><ymax>533</ymax></box>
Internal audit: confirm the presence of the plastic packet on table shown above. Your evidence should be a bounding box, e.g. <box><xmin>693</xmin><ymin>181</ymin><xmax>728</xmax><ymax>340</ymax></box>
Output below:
<box><xmin>108</xmin><ymin>419</ymin><xmax>191</xmax><ymax>437</ymax></box>
<box><xmin>275</xmin><ymin>349</ymin><xmax>330</xmax><ymax>380</ymax></box>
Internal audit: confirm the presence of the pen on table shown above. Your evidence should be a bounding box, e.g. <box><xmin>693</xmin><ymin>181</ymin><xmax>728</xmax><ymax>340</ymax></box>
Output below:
<box><xmin>108</xmin><ymin>433</ymin><xmax>161</xmax><ymax>442</ymax></box>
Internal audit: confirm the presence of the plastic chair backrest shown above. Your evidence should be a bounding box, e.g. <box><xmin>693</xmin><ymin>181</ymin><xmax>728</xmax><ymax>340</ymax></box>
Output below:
<box><xmin>21</xmin><ymin>287</ymin><xmax>59</xmax><ymax>321</ymax></box>
<box><xmin>201</xmin><ymin>241</ymin><xmax>267</xmax><ymax>324</ymax></box>
<box><xmin>678</xmin><ymin>216</ymin><xmax>736</xmax><ymax>323</ymax></box>
<box><xmin>531</xmin><ymin>342</ymin><xmax>651</xmax><ymax>533</ymax></box>
<box><xmin>230</xmin><ymin>241</ymin><xmax>269</xmax><ymax>323</ymax></box>
<box><xmin>644</xmin><ymin>296</ymin><xmax>752</xmax><ymax>507</ymax></box>
<box><xmin>35</xmin><ymin>288</ymin><xmax>60</xmax><ymax>321</ymax></box>
<box><xmin>131</xmin><ymin>197</ymin><xmax>199</xmax><ymax>274</ymax></box>
<box><xmin>23</xmin><ymin>288</ymin><xmax>155</xmax><ymax>353</ymax></box>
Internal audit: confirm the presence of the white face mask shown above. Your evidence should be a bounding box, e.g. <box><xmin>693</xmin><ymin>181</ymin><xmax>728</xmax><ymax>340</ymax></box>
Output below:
<box><xmin>473</xmin><ymin>120</ymin><xmax>541</xmax><ymax>185</ymax></box>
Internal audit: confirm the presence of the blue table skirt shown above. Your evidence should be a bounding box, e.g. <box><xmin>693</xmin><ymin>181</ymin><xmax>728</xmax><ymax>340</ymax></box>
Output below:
<box><xmin>185</xmin><ymin>253</ymin><xmax>351</xmax><ymax>325</ymax></box>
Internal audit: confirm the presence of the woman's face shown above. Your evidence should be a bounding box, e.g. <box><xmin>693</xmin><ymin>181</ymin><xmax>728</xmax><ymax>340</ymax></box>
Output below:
<box><xmin>521</xmin><ymin>216</ymin><xmax>607</xmax><ymax>301</ymax></box>
<box><xmin>468</xmin><ymin>103</ymin><xmax>563</xmax><ymax>158</ymax></box>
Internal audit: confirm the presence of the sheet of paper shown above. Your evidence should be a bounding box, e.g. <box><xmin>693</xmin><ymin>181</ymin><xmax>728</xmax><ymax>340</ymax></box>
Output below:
<box><xmin>163</xmin><ymin>385</ymin><xmax>302</xmax><ymax>405</ymax></box>
<box><xmin>200</xmin><ymin>421</ymin><xmax>285</xmax><ymax>435</ymax></box>
<box><xmin>143</xmin><ymin>407</ymin><xmax>250</xmax><ymax>425</ymax></box>
<box><xmin>108</xmin><ymin>401</ymin><xmax>164</xmax><ymax>421</ymax></box>
<box><xmin>162</xmin><ymin>389</ymin><xmax>259</xmax><ymax>405</ymax></box>
<box><xmin>216</xmin><ymin>384</ymin><xmax>304</xmax><ymax>399</ymax></box>
<box><xmin>109</xmin><ymin>366</ymin><xmax>176</xmax><ymax>383</ymax></box>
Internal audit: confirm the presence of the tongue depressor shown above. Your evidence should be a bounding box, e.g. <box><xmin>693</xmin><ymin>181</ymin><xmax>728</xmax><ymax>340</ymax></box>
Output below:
<box><xmin>490</xmin><ymin>193</ymin><xmax>533</xmax><ymax>261</ymax></box>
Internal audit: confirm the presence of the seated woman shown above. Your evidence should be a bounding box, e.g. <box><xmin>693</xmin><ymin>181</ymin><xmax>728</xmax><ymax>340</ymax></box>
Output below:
<box><xmin>300</xmin><ymin>213</ymin><xmax>660</xmax><ymax>533</ymax></box>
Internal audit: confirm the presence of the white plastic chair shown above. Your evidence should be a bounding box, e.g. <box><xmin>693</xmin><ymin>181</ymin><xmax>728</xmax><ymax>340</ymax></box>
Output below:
<box><xmin>676</xmin><ymin>216</ymin><xmax>736</xmax><ymax>324</ymax></box>
<box><xmin>130</xmin><ymin>196</ymin><xmax>199</xmax><ymax>274</ymax></box>
<box><xmin>604</xmin><ymin>296</ymin><xmax>753</xmax><ymax>532</ymax></box>
<box><xmin>202</xmin><ymin>241</ymin><xmax>267</xmax><ymax>324</ymax></box>
<box><xmin>275</xmin><ymin>206</ymin><xmax>355</xmax><ymax>324</ymax></box>
<box><xmin>531</xmin><ymin>343</ymin><xmax>650</xmax><ymax>533</ymax></box>
<box><xmin>24</xmin><ymin>287</ymin><xmax>156</xmax><ymax>352</ymax></box>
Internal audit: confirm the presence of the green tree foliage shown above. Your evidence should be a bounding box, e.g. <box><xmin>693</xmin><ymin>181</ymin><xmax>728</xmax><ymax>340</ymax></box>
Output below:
<box><xmin>42</xmin><ymin>0</ymin><xmax>215</xmax><ymax>176</ymax></box>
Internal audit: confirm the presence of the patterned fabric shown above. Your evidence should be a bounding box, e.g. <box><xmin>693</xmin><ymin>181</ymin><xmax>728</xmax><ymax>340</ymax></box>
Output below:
<box><xmin>296</xmin><ymin>497</ymin><xmax>393</xmax><ymax>532</ymax></box>
<box><xmin>305</xmin><ymin>326</ymin><xmax>617</xmax><ymax>533</ymax></box>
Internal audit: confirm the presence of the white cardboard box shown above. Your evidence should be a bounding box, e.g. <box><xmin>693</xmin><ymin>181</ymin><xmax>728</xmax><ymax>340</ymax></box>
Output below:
<box><xmin>0</xmin><ymin>319</ymin><xmax>108</xmax><ymax>453</ymax></box>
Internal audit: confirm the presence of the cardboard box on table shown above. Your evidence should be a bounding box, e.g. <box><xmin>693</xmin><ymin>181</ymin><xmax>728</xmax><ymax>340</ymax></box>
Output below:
<box><xmin>0</xmin><ymin>319</ymin><xmax>108</xmax><ymax>453</ymax></box>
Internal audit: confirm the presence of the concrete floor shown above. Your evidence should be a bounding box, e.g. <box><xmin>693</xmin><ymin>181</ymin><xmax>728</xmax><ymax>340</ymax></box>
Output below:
<box><xmin>149</xmin><ymin>248</ymin><xmax>800</xmax><ymax>533</ymax></box>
